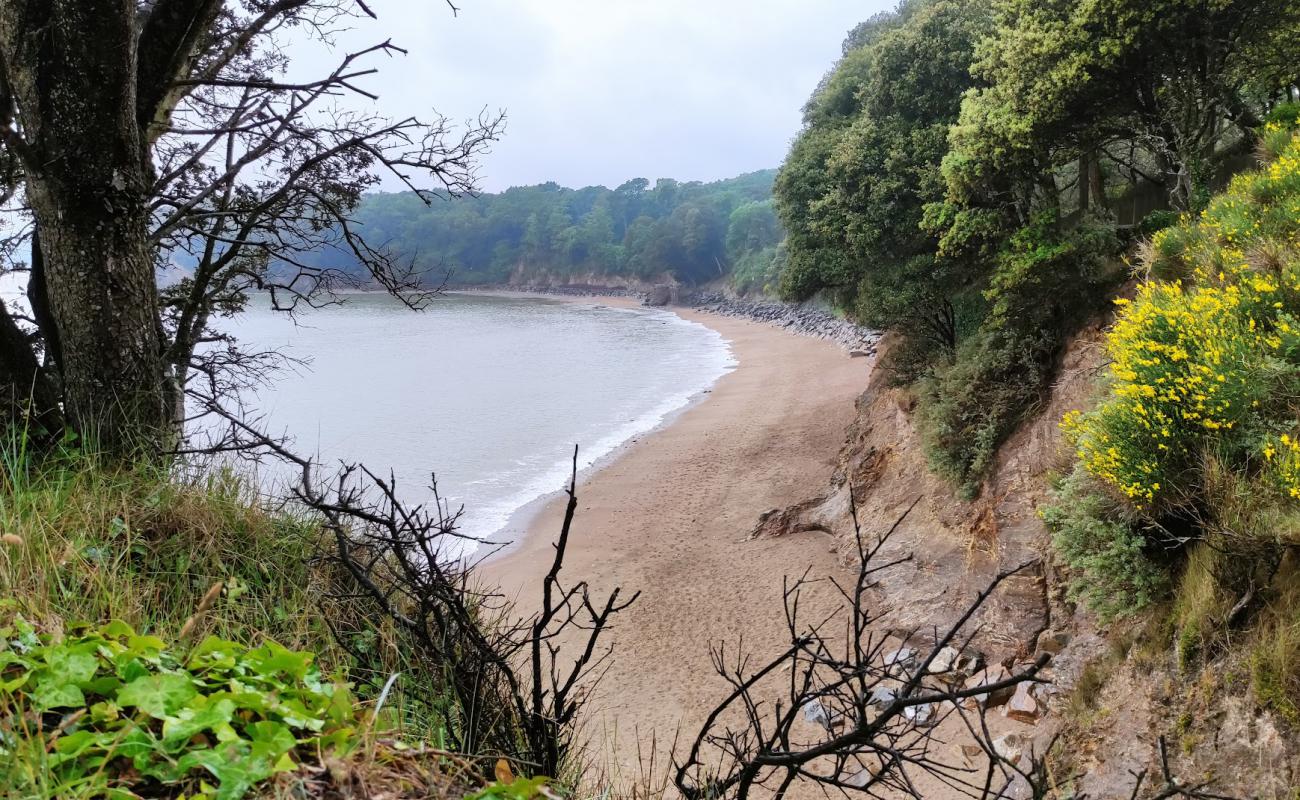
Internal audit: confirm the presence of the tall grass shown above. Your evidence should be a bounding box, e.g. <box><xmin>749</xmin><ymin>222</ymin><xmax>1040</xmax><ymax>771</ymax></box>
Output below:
<box><xmin>0</xmin><ymin>438</ymin><xmax>329</xmax><ymax>653</ymax></box>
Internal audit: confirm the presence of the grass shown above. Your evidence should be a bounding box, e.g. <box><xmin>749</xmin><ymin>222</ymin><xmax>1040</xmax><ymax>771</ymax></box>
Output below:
<box><xmin>1249</xmin><ymin>552</ymin><xmax>1300</xmax><ymax>727</ymax></box>
<box><xmin>0</xmin><ymin>441</ymin><xmax>496</xmax><ymax>799</ymax></box>
<box><xmin>0</xmin><ymin>443</ymin><xmax>328</xmax><ymax>653</ymax></box>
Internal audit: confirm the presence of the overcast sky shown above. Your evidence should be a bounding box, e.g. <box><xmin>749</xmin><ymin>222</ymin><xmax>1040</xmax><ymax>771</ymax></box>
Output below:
<box><xmin>299</xmin><ymin>1</ymin><xmax>890</xmax><ymax>192</ymax></box>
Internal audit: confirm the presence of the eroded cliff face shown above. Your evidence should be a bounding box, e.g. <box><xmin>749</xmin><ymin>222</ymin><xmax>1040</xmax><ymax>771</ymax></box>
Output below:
<box><xmin>753</xmin><ymin>322</ymin><xmax>1300</xmax><ymax>796</ymax></box>
<box><xmin>754</xmin><ymin>324</ymin><xmax>1109</xmax><ymax>663</ymax></box>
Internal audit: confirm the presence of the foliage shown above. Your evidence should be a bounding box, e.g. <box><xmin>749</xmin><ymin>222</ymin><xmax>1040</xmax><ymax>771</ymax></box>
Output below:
<box><xmin>1041</xmin><ymin>465</ymin><xmax>1170</xmax><ymax>620</ymax></box>
<box><xmin>303</xmin><ymin>171</ymin><xmax>779</xmax><ymax>288</ymax></box>
<box><xmin>0</xmin><ymin>442</ymin><xmax>327</xmax><ymax>652</ymax></box>
<box><xmin>0</xmin><ymin>619</ymin><xmax>358</xmax><ymax>800</ymax></box>
<box><xmin>940</xmin><ymin>0</ymin><xmax>1300</xmax><ymax>234</ymax></box>
<box><xmin>775</xmin><ymin>0</ymin><xmax>989</xmax><ymax>350</ymax></box>
<box><xmin>919</xmin><ymin>216</ymin><xmax>1118</xmax><ymax>493</ymax></box>
<box><xmin>1065</xmin><ymin>130</ymin><xmax>1300</xmax><ymax>512</ymax></box>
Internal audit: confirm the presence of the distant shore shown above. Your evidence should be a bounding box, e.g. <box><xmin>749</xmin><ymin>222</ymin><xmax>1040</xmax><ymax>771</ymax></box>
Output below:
<box><xmin>479</xmin><ymin>300</ymin><xmax>870</xmax><ymax>770</ymax></box>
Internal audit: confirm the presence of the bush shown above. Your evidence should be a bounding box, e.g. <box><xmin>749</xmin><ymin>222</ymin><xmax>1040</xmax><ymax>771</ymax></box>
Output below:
<box><xmin>1064</xmin><ymin>128</ymin><xmax>1300</xmax><ymax>513</ymax></box>
<box><xmin>919</xmin><ymin>322</ymin><xmax>1059</xmax><ymax>496</ymax></box>
<box><xmin>1041</xmin><ymin>465</ymin><xmax>1170</xmax><ymax>620</ymax></box>
<box><xmin>918</xmin><ymin>215</ymin><xmax>1118</xmax><ymax>494</ymax></box>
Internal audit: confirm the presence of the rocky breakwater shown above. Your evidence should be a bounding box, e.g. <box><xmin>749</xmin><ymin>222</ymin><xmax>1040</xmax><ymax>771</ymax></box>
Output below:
<box><xmin>682</xmin><ymin>292</ymin><xmax>881</xmax><ymax>354</ymax></box>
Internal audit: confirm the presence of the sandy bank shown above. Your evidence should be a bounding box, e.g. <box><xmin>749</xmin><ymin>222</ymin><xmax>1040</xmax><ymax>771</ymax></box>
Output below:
<box><xmin>480</xmin><ymin>307</ymin><xmax>869</xmax><ymax>770</ymax></box>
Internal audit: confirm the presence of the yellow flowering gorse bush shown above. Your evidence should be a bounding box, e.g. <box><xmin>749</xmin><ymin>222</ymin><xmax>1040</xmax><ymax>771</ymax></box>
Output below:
<box><xmin>1064</xmin><ymin>129</ymin><xmax>1300</xmax><ymax>508</ymax></box>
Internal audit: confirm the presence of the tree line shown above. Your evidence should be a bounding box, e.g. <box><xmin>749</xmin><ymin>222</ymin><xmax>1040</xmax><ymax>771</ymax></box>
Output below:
<box><xmin>775</xmin><ymin>0</ymin><xmax>1300</xmax><ymax>493</ymax></box>
<box><xmin>294</xmin><ymin>170</ymin><xmax>784</xmax><ymax>291</ymax></box>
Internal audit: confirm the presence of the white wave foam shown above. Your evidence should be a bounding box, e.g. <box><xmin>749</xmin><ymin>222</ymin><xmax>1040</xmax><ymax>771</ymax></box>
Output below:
<box><xmin>461</xmin><ymin>311</ymin><xmax>736</xmax><ymax>551</ymax></box>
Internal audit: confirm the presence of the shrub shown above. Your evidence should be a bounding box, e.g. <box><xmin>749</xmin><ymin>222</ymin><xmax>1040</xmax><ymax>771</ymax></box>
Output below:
<box><xmin>919</xmin><ymin>322</ymin><xmax>1058</xmax><ymax>496</ymax></box>
<box><xmin>1064</xmin><ymin>129</ymin><xmax>1300</xmax><ymax>513</ymax></box>
<box><xmin>919</xmin><ymin>215</ymin><xmax>1118</xmax><ymax>494</ymax></box>
<box><xmin>1041</xmin><ymin>465</ymin><xmax>1169</xmax><ymax>620</ymax></box>
<box><xmin>0</xmin><ymin>619</ymin><xmax>359</xmax><ymax>800</ymax></box>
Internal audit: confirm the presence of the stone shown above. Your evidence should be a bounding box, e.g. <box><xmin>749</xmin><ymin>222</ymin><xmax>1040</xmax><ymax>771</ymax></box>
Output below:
<box><xmin>801</xmin><ymin>699</ymin><xmax>830</xmax><ymax>725</ymax></box>
<box><xmin>962</xmin><ymin>665</ymin><xmax>1014</xmax><ymax>709</ymax></box>
<box><xmin>926</xmin><ymin>646</ymin><xmax>960</xmax><ymax>675</ymax></box>
<box><xmin>991</xmin><ymin>733</ymin><xmax>1023</xmax><ymax>763</ymax></box>
<box><xmin>843</xmin><ymin>761</ymin><xmax>883</xmax><ymax>787</ymax></box>
<box><xmin>883</xmin><ymin>647</ymin><xmax>916</xmax><ymax>678</ymax></box>
<box><xmin>645</xmin><ymin>284</ymin><xmax>672</xmax><ymax>306</ymax></box>
<box><xmin>849</xmin><ymin>349</ymin><xmax>871</xmax><ymax>358</ymax></box>
<box><xmin>903</xmin><ymin>702</ymin><xmax>935</xmax><ymax>726</ymax></box>
<box><xmin>1003</xmin><ymin>681</ymin><xmax>1040</xmax><ymax>723</ymax></box>
<box><xmin>1036</xmin><ymin>628</ymin><xmax>1071</xmax><ymax>655</ymax></box>
<box><xmin>869</xmin><ymin>684</ymin><xmax>898</xmax><ymax>708</ymax></box>
<box><xmin>955</xmin><ymin>651</ymin><xmax>985</xmax><ymax>678</ymax></box>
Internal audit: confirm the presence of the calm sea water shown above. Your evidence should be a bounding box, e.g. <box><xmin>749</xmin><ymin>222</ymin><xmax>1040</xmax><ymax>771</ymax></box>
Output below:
<box><xmin>223</xmin><ymin>292</ymin><xmax>734</xmax><ymax>543</ymax></box>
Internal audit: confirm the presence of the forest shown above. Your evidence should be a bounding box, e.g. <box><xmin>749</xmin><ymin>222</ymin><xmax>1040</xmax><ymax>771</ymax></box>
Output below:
<box><xmin>301</xmin><ymin>170</ymin><xmax>784</xmax><ymax>290</ymax></box>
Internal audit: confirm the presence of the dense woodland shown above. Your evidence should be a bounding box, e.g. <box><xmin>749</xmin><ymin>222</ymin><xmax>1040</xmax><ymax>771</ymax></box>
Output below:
<box><xmin>304</xmin><ymin>171</ymin><xmax>784</xmax><ymax>290</ymax></box>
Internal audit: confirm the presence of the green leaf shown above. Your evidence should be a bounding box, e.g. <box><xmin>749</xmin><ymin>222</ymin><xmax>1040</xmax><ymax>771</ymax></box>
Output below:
<box><xmin>118</xmin><ymin>672</ymin><xmax>197</xmax><ymax>718</ymax></box>
<box><xmin>31</xmin><ymin>679</ymin><xmax>84</xmax><ymax>710</ymax></box>
<box><xmin>247</xmin><ymin>640</ymin><xmax>311</xmax><ymax>680</ymax></box>
<box><xmin>99</xmin><ymin>620</ymin><xmax>136</xmax><ymax>640</ymax></box>
<box><xmin>45</xmin><ymin>645</ymin><xmax>99</xmax><ymax>686</ymax></box>
<box><xmin>245</xmin><ymin>720</ymin><xmax>295</xmax><ymax>756</ymax></box>
<box><xmin>162</xmin><ymin>697</ymin><xmax>236</xmax><ymax>747</ymax></box>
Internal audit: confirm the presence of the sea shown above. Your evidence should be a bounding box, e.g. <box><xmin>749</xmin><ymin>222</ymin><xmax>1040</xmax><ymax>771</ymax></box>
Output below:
<box><xmin>222</xmin><ymin>292</ymin><xmax>735</xmax><ymax>545</ymax></box>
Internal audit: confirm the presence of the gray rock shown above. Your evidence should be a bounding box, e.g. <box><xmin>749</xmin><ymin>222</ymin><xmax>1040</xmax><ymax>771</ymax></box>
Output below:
<box><xmin>926</xmin><ymin>646</ymin><xmax>961</xmax><ymax>675</ymax></box>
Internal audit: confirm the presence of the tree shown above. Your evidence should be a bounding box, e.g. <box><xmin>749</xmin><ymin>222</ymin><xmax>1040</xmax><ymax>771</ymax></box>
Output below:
<box><xmin>0</xmin><ymin>0</ymin><xmax>502</xmax><ymax>457</ymax></box>
<box><xmin>775</xmin><ymin>0</ymin><xmax>990</xmax><ymax>352</ymax></box>
<box><xmin>937</xmin><ymin>0</ymin><xmax>1300</xmax><ymax>258</ymax></box>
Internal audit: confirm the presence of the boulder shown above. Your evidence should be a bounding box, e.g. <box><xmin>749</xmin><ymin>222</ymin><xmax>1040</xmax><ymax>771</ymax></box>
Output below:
<box><xmin>645</xmin><ymin>284</ymin><xmax>672</xmax><ymax>306</ymax></box>
<box><xmin>926</xmin><ymin>646</ymin><xmax>960</xmax><ymax>675</ymax></box>
<box><xmin>962</xmin><ymin>665</ymin><xmax>1014</xmax><ymax>709</ymax></box>
<box><xmin>1003</xmin><ymin>682</ymin><xmax>1040</xmax><ymax>724</ymax></box>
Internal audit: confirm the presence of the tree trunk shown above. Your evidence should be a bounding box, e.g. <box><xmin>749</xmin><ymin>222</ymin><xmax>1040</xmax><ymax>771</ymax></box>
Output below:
<box><xmin>0</xmin><ymin>1</ymin><xmax>169</xmax><ymax>456</ymax></box>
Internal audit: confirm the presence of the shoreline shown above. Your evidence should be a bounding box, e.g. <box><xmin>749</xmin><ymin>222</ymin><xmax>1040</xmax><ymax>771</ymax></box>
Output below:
<box><xmin>471</xmin><ymin>291</ymin><xmax>735</xmax><ymax>563</ymax></box>
<box><xmin>479</xmin><ymin>302</ymin><xmax>870</xmax><ymax>771</ymax></box>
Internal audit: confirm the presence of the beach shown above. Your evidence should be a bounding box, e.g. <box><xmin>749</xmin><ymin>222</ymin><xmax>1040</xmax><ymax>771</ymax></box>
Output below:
<box><xmin>481</xmin><ymin>304</ymin><xmax>869</xmax><ymax>772</ymax></box>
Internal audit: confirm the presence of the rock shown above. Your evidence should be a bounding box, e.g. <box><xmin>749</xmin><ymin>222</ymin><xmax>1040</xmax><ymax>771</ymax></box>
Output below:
<box><xmin>926</xmin><ymin>646</ymin><xmax>960</xmax><ymax>675</ymax></box>
<box><xmin>1003</xmin><ymin>682</ymin><xmax>1040</xmax><ymax>723</ymax></box>
<box><xmin>903</xmin><ymin>702</ymin><xmax>935</xmax><ymax>726</ymax></box>
<box><xmin>849</xmin><ymin>349</ymin><xmax>871</xmax><ymax>358</ymax></box>
<box><xmin>645</xmin><ymin>284</ymin><xmax>672</xmax><ymax>306</ymax></box>
<box><xmin>955</xmin><ymin>651</ymin><xmax>985</xmax><ymax>678</ymax></box>
<box><xmin>884</xmin><ymin>647</ymin><xmax>916</xmax><ymax>679</ymax></box>
<box><xmin>991</xmin><ymin>733</ymin><xmax>1023</xmax><ymax>763</ymax></box>
<box><xmin>963</xmin><ymin>665</ymin><xmax>1014</xmax><ymax>709</ymax></box>
<box><xmin>869</xmin><ymin>685</ymin><xmax>898</xmax><ymax>708</ymax></box>
<box><xmin>802</xmin><ymin>699</ymin><xmax>830</xmax><ymax>725</ymax></box>
<box><xmin>1035</xmin><ymin>628</ymin><xmax>1071</xmax><ymax>655</ymax></box>
<box><xmin>843</xmin><ymin>761</ymin><xmax>883</xmax><ymax>787</ymax></box>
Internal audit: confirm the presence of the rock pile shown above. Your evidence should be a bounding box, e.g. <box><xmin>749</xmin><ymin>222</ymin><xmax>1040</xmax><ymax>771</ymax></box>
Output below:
<box><xmin>683</xmin><ymin>292</ymin><xmax>881</xmax><ymax>353</ymax></box>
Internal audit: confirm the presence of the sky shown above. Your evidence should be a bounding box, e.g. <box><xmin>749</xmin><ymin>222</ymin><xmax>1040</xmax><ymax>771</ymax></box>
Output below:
<box><xmin>294</xmin><ymin>0</ymin><xmax>890</xmax><ymax>192</ymax></box>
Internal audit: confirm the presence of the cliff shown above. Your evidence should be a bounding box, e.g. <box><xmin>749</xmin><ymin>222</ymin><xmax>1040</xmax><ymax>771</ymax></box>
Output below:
<box><xmin>753</xmin><ymin>321</ymin><xmax>1300</xmax><ymax>795</ymax></box>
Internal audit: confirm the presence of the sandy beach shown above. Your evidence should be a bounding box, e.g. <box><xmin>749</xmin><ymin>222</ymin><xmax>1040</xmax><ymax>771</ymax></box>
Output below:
<box><xmin>481</xmin><ymin>303</ymin><xmax>869</xmax><ymax>773</ymax></box>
